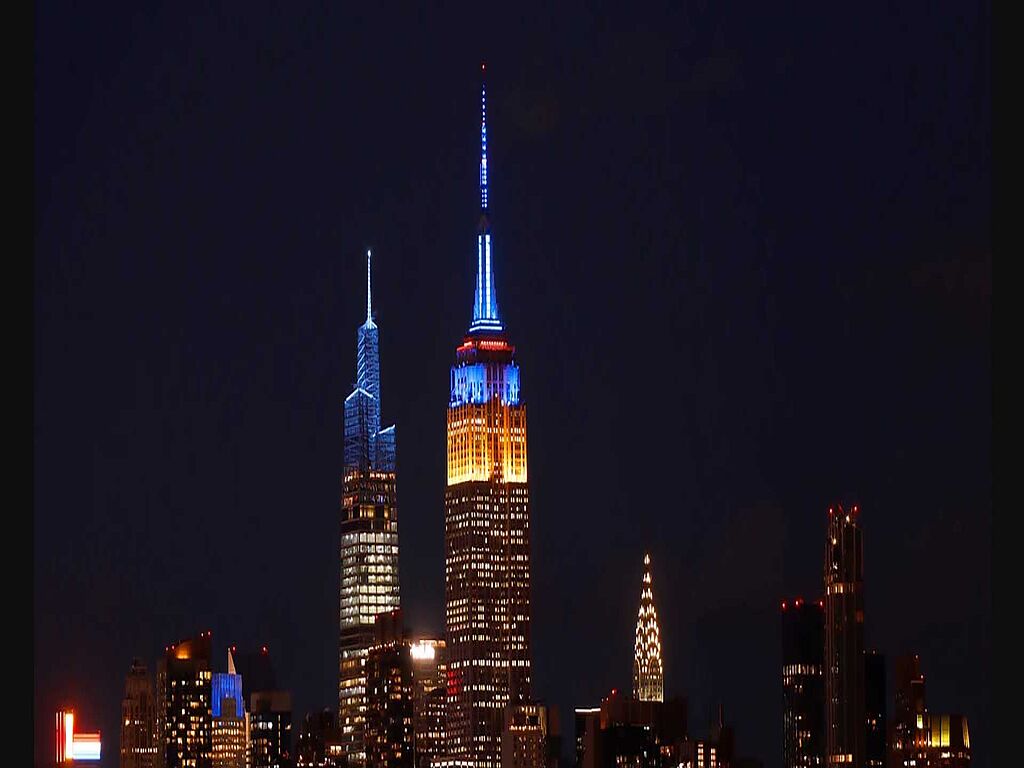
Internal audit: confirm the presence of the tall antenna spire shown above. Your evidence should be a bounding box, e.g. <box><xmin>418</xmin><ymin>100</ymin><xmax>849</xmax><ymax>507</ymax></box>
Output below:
<box><xmin>366</xmin><ymin>248</ymin><xmax>373</xmax><ymax>326</ymax></box>
<box><xmin>480</xmin><ymin>62</ymin><xmax>489</xmax><ymax>212</ymax></box>
<box><xmin>469</xmin><ymin>62</ymin><xmax>503</xmax><ymax>335</ymax></box>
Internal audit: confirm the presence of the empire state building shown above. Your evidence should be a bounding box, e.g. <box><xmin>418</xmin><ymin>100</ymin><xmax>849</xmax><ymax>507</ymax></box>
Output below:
<box><xmin>443</xmin><ymin>66</ymin><xmax>532</xmax><ymax>768</ymax></box>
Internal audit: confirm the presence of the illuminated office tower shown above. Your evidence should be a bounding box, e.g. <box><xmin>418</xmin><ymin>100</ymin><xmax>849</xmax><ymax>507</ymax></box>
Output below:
<box><xmin>863</xmin><ymin>652</ymin><xmax>885</xmax><ymax>768</ymax></box>
<box><xmin>341</xmin><ymin>248</ymin><xmax>401</xmax><ymax>765</ymax></box>
<box><xmin>443</xmin><ymin>66</ymin><xmax>531</xmax><ymax>768</ymax></box>
<box><xmin>823</xmin><ymin>505</ymin><xmax>865</xmax><ymax>768</ymax></box>
<box><xmin>212</xmin><ymin>664</ymin><xmax>247</xmax><ymax>768</ymax></box>
<box><xmin>410</xmin><ymin>639</ymin><xmax>447</xmax><ymax>768</ymax></box>
<box><xmin>781</xmin><ymin>598</ymin><xmax>824</xmax><ymax>768</ymax></box>
<box><xmin>500</xmin><ymin>703</ymin><xmax>560</xmax><ymax>768</ymax></box>
<box><xmin>633</xmin><ymin>553</ymin><xmax>663</xmax><ymax>703</ymax></box>
<box><xmin>157</xmin><ymin>631</ymin><xmax>213</xmax><ymax>768</ymax></box>
<box><xmin>122</xmin><ymin>658</ymin><xmax>158</xmax><ymax>768</ymax></box>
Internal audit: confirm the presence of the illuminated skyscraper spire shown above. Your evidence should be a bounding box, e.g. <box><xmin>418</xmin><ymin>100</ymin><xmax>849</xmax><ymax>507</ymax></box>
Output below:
<box><xmin>633</xmin><ymin>553</ymin><xmax>664</xmax><ymax>702</ymax></box>
<box><xmin>340</xmin><ymin>247</ymin><xmax>400</xmax><ymax>765</ymax></box>
<box><xmin>366</xmin><ymin>248</ymin><xmax>373</xmax><ymax>326</ymax></box>
<box><xmin>470</xmin><ymin>62</ymin><xmax>503</xmax><ymax>334</ymax></box>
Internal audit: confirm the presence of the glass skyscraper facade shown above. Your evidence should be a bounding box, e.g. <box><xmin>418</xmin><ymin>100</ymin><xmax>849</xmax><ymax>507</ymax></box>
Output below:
<box><xmin>442</xmin><ymin>68</ymin><xmax>532</xmax><ymax>768</ymax></box>
<box><xmin>340</xmin><ymin>250</ymin><xmax>401</xmax><ymax>766</ymax></box>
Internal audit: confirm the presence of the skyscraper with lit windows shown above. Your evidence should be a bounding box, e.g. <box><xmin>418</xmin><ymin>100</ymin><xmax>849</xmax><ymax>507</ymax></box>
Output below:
<box><xmin>443</xmin><ymin>65</ymin><xmax>531</xmax><ymax>768</ymax></box>
<box><xmin>122</xmin><ymin>658</ymin><xmax>158</xmax><ymax>768</ymax></box>
<box><xmin>781</xmin><ymin>598</ymin><xmax>824</xmax><ymax>768</ymax></box>
<box><xmin>633</xmin><ymin>553</ymin><xmax>663</xmax><ymax>703</ymax></box>
<box><xmin>157</xmin><ymin>631</ymin><xmax>213</xmax><ymax>768</ymax></box>
<box><xmin>824</xmin><ymin>505</ymin><xmax>865</xmax><ymax>768</ymax></box>
<box><xmin>341</xmin><ymin>250</ymin><xmax>401</xmax><ymax>766</ymax></box>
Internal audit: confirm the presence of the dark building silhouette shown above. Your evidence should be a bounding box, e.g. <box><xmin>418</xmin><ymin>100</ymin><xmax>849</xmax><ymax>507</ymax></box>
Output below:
<box><xmin>157</xmin><ymin>632</ymin><xmax>213</xmax><ymax>768</ymax></box>
<box><xmin>295</xmin><ymin>710</ymin><xmax>344</xmax><ymax>768</ymax></box>
<box><xmin>576</xmin><ymin>689</ymin><xmax>687</xmax><ymax>768</ymax></box>
<box><xmin>864</xmin><ymin>651</ymin><xmax>885</xmax><ymax>768</ymax></box>
<box><xmin>824</xmin><ymin>505</ymin><xmax>865</xmax><ymax>767</ymax></box>
<box><xmin>229</xmin><ymin>646</ymin><xmax>292</xmax><ymax>768</ymax></box>
<box><xmin>574</xmin><ymin>709</ymin><xmax>600</xmax><ymax>768</ymax></box>
<box><xmin>250</xmin><ymin>691</ymin><xmax>293</xmax><ymax>768</ymax></box>
<box><xmin>229</xmin><ymin>645</ymin><xmax>277</xmax><ymax>702</ymax></box>
<box><xmin>122</xmin><ymin>658</ymin><xmax>158</xmax><ymax>768</ymax></box>
<box><xmin>365</xmin><ymin>611</ymin><xmax>414</xmax><ymax>768</ymax></box>
<box><xmin>781</xmin><ymin>598</ymin><xmax>824</xmax><ymax>768</ymax></box>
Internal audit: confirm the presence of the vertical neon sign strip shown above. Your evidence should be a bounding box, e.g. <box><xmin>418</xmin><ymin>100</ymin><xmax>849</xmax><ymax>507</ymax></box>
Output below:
<box><xmin>65</xmin><ymin>712</ymin><xmax>74</xmax><ymax>762</ymax></box>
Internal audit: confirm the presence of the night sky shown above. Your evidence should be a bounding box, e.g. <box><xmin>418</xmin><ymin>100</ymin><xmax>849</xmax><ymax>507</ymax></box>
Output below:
<box><xmin>34</xmin><ymin>3</ymin><xmax>990</xmax><ymax>767</ymax></box>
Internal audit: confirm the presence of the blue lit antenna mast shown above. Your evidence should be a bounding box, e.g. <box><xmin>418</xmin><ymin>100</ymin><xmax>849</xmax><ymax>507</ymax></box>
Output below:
<box><xmin>470</xmin><ymin>62</ymin><xmax>503</xmax><ymax>334</ymax></box>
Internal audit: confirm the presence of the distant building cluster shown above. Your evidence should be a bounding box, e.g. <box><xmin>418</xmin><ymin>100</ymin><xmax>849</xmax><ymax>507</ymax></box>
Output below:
<box><xmin>780</xmin><ymin>504</ymin><xmax>972</xmax><ymax>768</ymax></box>
<box><xmin>104</xmin><ymin>632</ymin><xmax>293</xmax><ymax>768</ymax></box>
<box><xmin>50</xmin><ymin>70</ymin><xmax>976</xmax><ymax>768</ymax></box>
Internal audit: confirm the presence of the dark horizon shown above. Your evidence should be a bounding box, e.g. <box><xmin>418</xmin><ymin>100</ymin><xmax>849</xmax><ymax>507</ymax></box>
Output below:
<box><xmin>34</xmin><ymin>2</ymin><xmax>990</xmax><ymax>767</ymax></box>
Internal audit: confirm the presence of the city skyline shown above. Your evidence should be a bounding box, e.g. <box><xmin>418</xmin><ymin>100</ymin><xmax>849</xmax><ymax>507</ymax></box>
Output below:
<box><xmin>34</xmin><ymin>3</ymin><xmax>990</xmax><ymax>767</ymax></box>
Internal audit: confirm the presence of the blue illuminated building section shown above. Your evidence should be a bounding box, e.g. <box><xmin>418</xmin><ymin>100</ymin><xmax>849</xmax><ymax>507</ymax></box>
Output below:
<box><xmin>344</xmin><ymin>249</ymin><xmax>396</xmax><ymax>472</ymax></box>
<box><xmin>450</xmin><ymin>360</ymin><xmax>520</xmax><ymax>406</ymax></box>
<box><xmin>212</xmin><ymin>672</ymin><xmax>244</xmax><ymax>718</ymax></box>
<box><xmin>469</xmin><ymin>70</ymin><xmax>504</xmax><ymax>336</ymax></box>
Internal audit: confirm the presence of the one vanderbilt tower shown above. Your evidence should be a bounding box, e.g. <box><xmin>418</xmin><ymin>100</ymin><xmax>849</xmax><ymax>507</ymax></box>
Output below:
<box><xmin>443</xmin><ymin>65</ymin><xmax>532</xmax><ymax>768</ymax></box>
<box><xmin>340</xmin><ymin>250</ymin><xmax>400</xmax><ymax>766</ymax></box>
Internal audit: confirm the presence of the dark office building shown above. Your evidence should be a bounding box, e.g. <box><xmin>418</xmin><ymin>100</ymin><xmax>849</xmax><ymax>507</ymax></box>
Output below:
<box><xmin>121</xmin><ymin>658</ymin><xmax>158</xmax><ymax>768</ymax></box>
<box><xmin>864</xmin><ymin>651</ymin><xmax>886</xmax><ymax>768</ymax></box>
<box><xmin>576</xmin><ymin>689</ymin><xmax>687</xmax><ymax>768</ymax></box>
<box><xmin>781</xmin><ymin>598</ymin><xmax>824</xmax><ymax>768</ymax></box>
<box><xmin>229</xmin><ymin>645</ymin><xmax>278</xmax><ymax>702</ymax></box>
<box><xmin>365</xmin><ymin>610</ymin><xmax>414</xmax><ymax>768</ymax></box>
<box><xmin>574</xmin><ymin>709</ymin><xmax>600</xmax><ymax>768</ymax></box>
<box><xmin>823</xmin><ymin>504</ymin><xmax>865</xmax><ymax>768</ymax></box>
<box><xmin>250</xmin><ymin>690</ymin><xmax>294</xmax><ymax>768</ymax></box>
<box><xmin>157</xmin><ymin>631</ymin><xmax>213</xmax><ymax>768</ymax></box>
<box><xmin>296</xmin><ymin>710</ymin><xmax>344</xmax><ymax>768</ymax></box>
